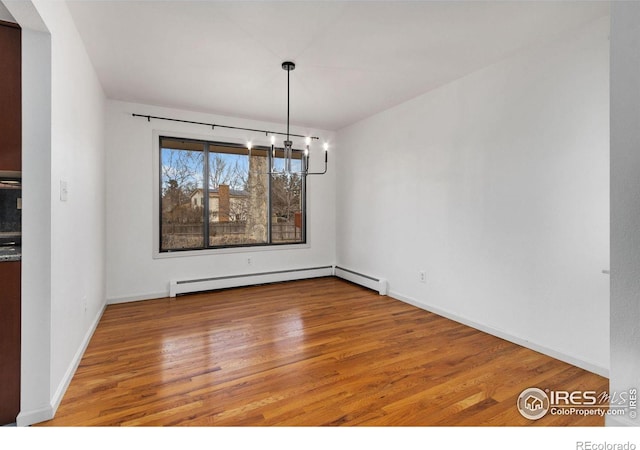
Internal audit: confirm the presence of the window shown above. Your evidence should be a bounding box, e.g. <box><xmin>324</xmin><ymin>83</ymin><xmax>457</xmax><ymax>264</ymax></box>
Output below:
<box><xmin>159</xmin><ymin>136</ymin><xmax>306</xmax><ymax>252</ymax></box>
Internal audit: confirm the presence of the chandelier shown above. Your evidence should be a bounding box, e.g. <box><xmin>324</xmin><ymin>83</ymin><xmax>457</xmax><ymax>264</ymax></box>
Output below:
<box><xmin>132</xmin><ymin>61</ymin><xmax>328</xmax><ymax>176</ymax></box>
<box><xmin>256</xmin><ymin>61</ymin><xmax>328</xmax><ymax>176</ymax></box>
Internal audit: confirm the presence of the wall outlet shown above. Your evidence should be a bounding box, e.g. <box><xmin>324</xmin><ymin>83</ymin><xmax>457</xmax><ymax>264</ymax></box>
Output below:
<box><xmin>419</xmin><ymin>271</ymin><xmax>426</xmax><ymax>283</ymax></box>
<box><xmin>60</xmin><ymin>180</ymin><xmax>68</xmax><ymax>202</ymax></box>
<box><xmin>82</xmin><ymin>295</ymin><xmax>87</xmax><ymax>313</ymax></box>
<box><xmin>247</xmin><ymin>257</ymin><xmax>252</xmax><ymax>266</ymax></box>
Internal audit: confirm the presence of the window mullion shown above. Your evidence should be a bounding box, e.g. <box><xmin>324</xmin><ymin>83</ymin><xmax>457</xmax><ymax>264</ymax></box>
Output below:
<box><xmin>203</xmin><ymin>143</ymin><xmax>210</xmax><ymax>248</ymax></box>
<box><xmin>267</xmin><ymin>146</ymin><xmax>272</xmax><ymax>244</ymax></box>
<box><xmin>302</xmin><ymin>157</ymin><xmax>307</xmax><ymax>243</ymax></box>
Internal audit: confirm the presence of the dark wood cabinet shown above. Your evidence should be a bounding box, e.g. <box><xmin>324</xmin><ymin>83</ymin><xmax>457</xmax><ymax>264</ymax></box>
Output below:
<box><xmin>0</xmin><ymin>21</ymin><xmax>21</xmax><ymax>171</ymax></box>
<box><xmin>0</xmin><ymin>261</ymin><xmax>20</xmax><ymax>425</ymax></box>
<box><xmin>0</xmin><ymin>19</ymin><xmax>21</xmax><ymax>426</ymax></box>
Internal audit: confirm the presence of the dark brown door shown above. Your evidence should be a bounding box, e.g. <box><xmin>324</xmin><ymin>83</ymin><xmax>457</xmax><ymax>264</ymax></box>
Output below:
<box><xmin>0</xmin><ymin>21</ymin><xmax>21</xmax><ymax>172</ymax></box>
<box><xmin>0</xmin><ymin>261</ymin><xmax>20</xmax><ymax>425</ymax></box>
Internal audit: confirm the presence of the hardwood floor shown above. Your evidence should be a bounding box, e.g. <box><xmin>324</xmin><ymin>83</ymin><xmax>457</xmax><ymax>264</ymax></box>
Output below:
<box><xmin>39</xmin><ymin>277</ymin><xmax>608</xmax><ymax>426</ymax></box>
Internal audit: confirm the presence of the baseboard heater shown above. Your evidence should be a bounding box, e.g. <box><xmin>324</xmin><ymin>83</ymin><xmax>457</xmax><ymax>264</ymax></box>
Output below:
<box><xmin>169</xmin><ymin>266</ymin><xmax>334</xmax><ymax>297</ymax></box>
<box><xmin>334</xmin><ymin>266</ymin><xmax>388</xmax><ymax>295</ymax></box>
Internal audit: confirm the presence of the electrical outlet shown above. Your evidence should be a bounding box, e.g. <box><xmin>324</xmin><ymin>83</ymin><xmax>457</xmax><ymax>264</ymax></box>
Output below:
<box><xmin>419</xmin><ymin>271</ymin><xmax>426</xmax><ymax>283</ymax></box>
<box><xmin>60</xmin><ymin>180</ymin><xmax>68</xmax><ymax>202</ymax></box>
<box><xmin>247</xmin><ymin>257</ymin><xmax>252</xmax><ymax>266</ymax></box>
<box><xmin>82</xmin><ymin>295</ymin><xmax>88</xmax><ymax>313</ymax></box>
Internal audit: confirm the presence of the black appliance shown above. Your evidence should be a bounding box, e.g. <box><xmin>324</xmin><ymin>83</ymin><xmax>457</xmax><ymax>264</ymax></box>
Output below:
<box><xmin>0</xmin><ymin>171</ymin><xmax>21</xmax><ymax>247</ymax></box>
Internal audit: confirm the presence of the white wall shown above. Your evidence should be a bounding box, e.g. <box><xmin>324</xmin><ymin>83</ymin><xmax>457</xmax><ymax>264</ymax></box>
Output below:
<box><xmin>609</xmin><ymin>2</ymin><xmax>640</xmax><ymax>427</ymax></box>
<box><xmin>105</xmin><ymin>100</ymin><xmax>335</xmax><ymax>303</ymax></box>
<box><xmin>20</xmin><ymin>24</ymin><xmax>52</xmax><ymax>426</ymax></box>
<box><xmin>35</xmin><ymin>0</ymin><xmax>107</xmax><ymax>412</ymax></box>
<box><xmin>336</xmin><ymin>17</ymin><xmax>610</xmax><ymax>375</ymax></box>
<box><xmin>6</xmin><ymin>0</ymin><xmax>107</xmax><ymax>425</ymax></box>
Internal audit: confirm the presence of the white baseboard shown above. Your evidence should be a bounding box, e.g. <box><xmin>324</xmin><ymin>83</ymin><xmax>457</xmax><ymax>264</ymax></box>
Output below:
<box><xmin>48</xmin><ymin>301</ymin><xmax>107</xmax><ymax>422</ymax></box>
<box><xmin>169</xmin><ymin>266</ymin><xmax>334</xmax><ymax>297</ymax></box>
<box><xmin>388</xmin><ymin>290</ymin><xmax>609</xmax><ymax>378</ymax></box>
<box><xmin>16</xmin><ymin>301</ymin><xmax>106</xmax><ymax>426</ymax></box>
<box><xmin>334</xmin><ymin>266</ymin><xmax>388</xmax><ymax>295</ymax></box>
<box><xmin>16</xmin><ymin>405</ymin><xmax>53</xmax><ymax>427</ymax></box>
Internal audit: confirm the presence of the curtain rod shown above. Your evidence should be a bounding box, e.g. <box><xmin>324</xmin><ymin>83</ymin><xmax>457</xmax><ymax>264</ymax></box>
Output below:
<box><xmin>131</xmin><ymin>113</ymin><xmax>320</xmax><ymax>140</ymax></box>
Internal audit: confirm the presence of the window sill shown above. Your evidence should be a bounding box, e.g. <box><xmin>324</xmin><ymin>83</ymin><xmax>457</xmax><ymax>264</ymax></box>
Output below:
<box><xmin>152</xmin><ymin>242</ymin><xmax>311</xmax><ymax>260</ymax></box>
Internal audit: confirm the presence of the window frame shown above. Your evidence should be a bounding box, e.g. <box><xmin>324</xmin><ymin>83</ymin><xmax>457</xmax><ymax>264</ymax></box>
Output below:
<box><xmin>153</xmin><ymin>131</ymin><xmax>309</xmax><ymax>257</ymax></box>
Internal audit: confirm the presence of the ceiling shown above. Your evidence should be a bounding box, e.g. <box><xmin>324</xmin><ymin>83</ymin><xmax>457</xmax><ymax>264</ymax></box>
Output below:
<box><xmin>66</xmin><ymin>1</ymin><xmax>609</xmax><ymax>131</ymax></box>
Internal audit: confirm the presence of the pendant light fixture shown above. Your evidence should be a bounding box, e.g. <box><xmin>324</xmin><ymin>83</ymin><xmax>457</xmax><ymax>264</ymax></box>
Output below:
<box><xmin>132</xmin><ymin>62</ymin><xmax>328</xmax><ymax>176</ymax></box>
<box><xmin>283</xmin><ymin>61</ymin><xmax>295</xmax><ymax>174</ymax></box>
<box><xmin>267</xmin><ymin>61</ymin><xmax>328</xmax><ymax>176</ymax></box>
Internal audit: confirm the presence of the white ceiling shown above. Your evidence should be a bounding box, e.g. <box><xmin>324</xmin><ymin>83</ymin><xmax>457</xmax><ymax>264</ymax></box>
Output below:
<box><xmin>0</xmin><ymin>1</ymin><xmax>16</xmax><ymax>22</ymax></box>
<box><xmin>66</xmin><ymin>1</ymin><xmax>609</xmax><ymax>131</ymax></box>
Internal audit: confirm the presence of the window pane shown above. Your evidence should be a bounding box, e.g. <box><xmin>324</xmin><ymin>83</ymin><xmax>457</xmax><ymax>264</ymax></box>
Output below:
<box><xmin>160</xmin><ymin>139</ymin><xmax>205</xmax><ymax>251</ymax></box>
<box><xmin>209</xmin><ymin>146</ymin><xmax>268</xmax><ymax>246</ymax></box>
<box><xmin>271</xmin><ymin>152</ymin><xmax>304</xmax><ymax>244</ymax></box>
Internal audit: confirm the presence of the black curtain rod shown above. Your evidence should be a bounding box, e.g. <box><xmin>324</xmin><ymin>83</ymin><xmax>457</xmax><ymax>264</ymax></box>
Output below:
<box><xmin>131</xmin><ymin>113</ymin><xmax>320</xmax><ymax>140</ymax></box>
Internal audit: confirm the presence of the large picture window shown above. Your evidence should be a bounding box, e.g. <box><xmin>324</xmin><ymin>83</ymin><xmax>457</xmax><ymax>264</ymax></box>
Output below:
<box><xmin>159</xmin><ymin>136</ymin><xmax>306</xmax><ymax>252</ymax></box>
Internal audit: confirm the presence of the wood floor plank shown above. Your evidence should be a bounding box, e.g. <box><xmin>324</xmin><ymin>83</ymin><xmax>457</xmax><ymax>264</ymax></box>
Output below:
<box><xmin>37</xmin><ymin>277</ymin><xmax>608</xmax><ymax>426</ymax></box>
